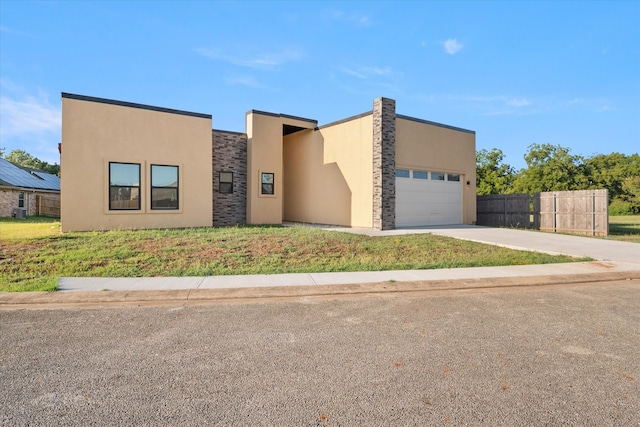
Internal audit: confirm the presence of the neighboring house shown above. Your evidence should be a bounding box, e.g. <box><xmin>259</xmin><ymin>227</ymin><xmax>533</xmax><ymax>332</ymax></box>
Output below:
<box><xmin>0</xmin><ymin>158</ymin><xmax>61</xmax><ymax>218</ymax></box>
<box><xmin>61</xmin><ymin>93</ymin><xmax>476</xmax><ymax>232</ymax></box>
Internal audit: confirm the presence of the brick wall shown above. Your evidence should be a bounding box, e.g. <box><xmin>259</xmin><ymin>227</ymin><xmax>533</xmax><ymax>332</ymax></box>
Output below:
<box><xmin>372</xmin><ymin>97</ymin><xmax>396</xmax><ymax>230</ymax></box>
<box><xmin>0</xmin><ymin>189</ymin><xmax>60</xmax><ymax>217</ymax></box>
<box><xmin>212</xmin><ymin>130</ymin><xmax>247</xmax><ymax>226</ymax></box>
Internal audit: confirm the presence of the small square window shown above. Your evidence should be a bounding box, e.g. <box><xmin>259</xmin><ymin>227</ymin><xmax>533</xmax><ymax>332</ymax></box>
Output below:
<box><xmin>261</xmin><ymin>172</ymin><xmax>275</xmax><ymax>195</ymax></box>
<box><xmin>447</xmin><ymin>173</ymin><xmax>460</xmax><ymax>182</ymax></box>
<box><xmin>219</xmin><ymin>171</ymin><xmax>233</xmax><ymax>194</ymax></box>
<box><xmin>395</xmin><ymin>169</ymin><xmax>410</xmax><ymax>178</ymax></box>
<box><xmin>431</xmin><ymin>172</ymin><xmax>445</xmax><ymax>181</ymax></box>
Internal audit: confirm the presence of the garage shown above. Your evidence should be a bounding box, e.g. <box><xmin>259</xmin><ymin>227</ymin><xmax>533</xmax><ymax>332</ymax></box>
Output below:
<box><xmin>395</xmin><ymin>169</ymin><xmax>463</xmax><ymax>227</ymax></box>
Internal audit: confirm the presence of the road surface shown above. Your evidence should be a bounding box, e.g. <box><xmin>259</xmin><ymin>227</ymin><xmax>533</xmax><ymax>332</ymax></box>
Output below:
<box><xmin>1</xmin><ymin>279</ymin><xmax>638</xmax><ymax>426</ymax></box>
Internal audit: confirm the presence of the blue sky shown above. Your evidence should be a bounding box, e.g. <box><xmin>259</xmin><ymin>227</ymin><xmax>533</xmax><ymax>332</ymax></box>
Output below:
<box><xmin>1</xmin><ymin>0</ymin><xmax>638</xmax><ymax>170</ymax></box>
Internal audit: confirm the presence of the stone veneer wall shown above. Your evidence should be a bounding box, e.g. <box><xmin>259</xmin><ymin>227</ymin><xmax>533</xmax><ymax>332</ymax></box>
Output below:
<box><xmin>212</xmin><ymin>130</ymin><xmax>247</xmax><ymax>226</ymax></box>
<box><xmin>372</xmin><ymin>97</ymin><xmax>396</xmax><ymax>230</ymax></box>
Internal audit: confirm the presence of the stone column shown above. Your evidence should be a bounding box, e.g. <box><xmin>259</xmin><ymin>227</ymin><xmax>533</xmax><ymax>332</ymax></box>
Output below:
<box><xmin>372</xmin><ymin>97</ymin><xmax>396</xmax><ymax>230</ymax></box>
<box><xmin>212</xmin><ymin>130</ymin><xmax>248</xmax><ymax>226</ymax></box>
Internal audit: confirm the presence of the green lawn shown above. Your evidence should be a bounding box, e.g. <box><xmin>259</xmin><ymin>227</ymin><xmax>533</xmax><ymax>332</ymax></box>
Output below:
<box><xmin>1</xmin><ymin>217</ymin><xmax>584</xmax><ymax>292</ymax></box>
<box><xmin>608</xmin><ymin>215</ymin><xmax>640</xmax><ymax>243</ymax></box>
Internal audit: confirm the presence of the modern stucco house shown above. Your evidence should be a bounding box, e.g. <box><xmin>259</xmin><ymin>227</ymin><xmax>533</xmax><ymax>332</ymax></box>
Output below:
<box><xmin>60</xmin><ymin>93</ymin><xmax>476</xmax><ymax>232</ymax></box>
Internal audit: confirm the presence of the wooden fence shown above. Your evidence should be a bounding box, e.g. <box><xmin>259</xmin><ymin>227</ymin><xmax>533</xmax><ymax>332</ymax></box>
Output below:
<box><xmin>536</xmin><ymin>190</ymin><xmax>608</xmax><ymax>237</ymax></box>
<box><xmin>476</xmin><ymin>194</ymin><xmax>532</xmax><ymax>228</ymax></box>
<box><xmin>36</xmin><ymin>195</ymin><xmax>60</xmax><ymax>217</ymax></box>
<box><xmin>477</xmin><ymin>189</ymin><xmax>609</xmax><ymax>236</ymax></box>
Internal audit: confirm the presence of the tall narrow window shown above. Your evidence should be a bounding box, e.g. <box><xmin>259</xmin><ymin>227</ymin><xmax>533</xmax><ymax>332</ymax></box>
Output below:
<box><xmin>18</xmin><ymin>192</ymin><xmax>25</xmax><ymax>208</ymax></box>
<box><xmin>109</xmin><ymin>162</ymin><xmax>141</xmax><ymax>210</ymax></box>
<box><xmin>219</xmin><ymin>171</ymin><xmax>233</xmax><ymax>194</ymax></box>
<box><xmin>261</xmin><ymin>172</ymin><xmax>274</xmax><ymax>195</ymax></box>
<box><xmin>151</xmin><ymin>164</ymin><xmax>179</xmax><ymax>210</ymax></box>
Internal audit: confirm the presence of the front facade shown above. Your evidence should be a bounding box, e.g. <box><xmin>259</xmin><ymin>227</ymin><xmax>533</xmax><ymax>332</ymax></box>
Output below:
<box><xmin>60</xmin><ymin>93</ymin><xmax>476</xmax><ymax>232</ymax></box>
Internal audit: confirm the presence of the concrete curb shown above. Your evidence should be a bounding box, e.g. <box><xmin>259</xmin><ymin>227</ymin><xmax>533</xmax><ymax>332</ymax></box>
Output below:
<box><xmin>2</xmin><ymin>270</ymin><xmax>639</xmax><ymax>310</ymax></box>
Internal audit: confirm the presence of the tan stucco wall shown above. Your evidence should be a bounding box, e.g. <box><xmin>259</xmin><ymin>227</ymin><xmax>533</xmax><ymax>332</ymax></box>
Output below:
<box><xmin>245</xmin><ymin>112</ymin><xmax>316</xmax><ymax>225</ymax></box>
<box><xmin>283</xmin><ymin>114</ymin><xmax>374</xmax><ymax>227</ymax></box>
<box><xmin>396</xmin><ymin>117</ymin><xmax>477</xmax><ymax>224</ymax></box>
<box><xmin>61</xmin><ymin>97</ymin><xmax>212</xmax><ymax>232</ymax></box>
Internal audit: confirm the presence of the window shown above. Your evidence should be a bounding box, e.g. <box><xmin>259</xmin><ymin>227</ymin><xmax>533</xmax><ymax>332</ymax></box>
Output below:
<box><xmin>261</xmin><ymin>172</ymin><xmax>275</xmax><ymax>195</ymax></box>
<box><xmin>151</xmin><ymin>164</ymin><xmax>179</xmax><ymax>210</ymax></box>
<box><xmin>447</xmin><ymin>173</ymin><xmax>460</xmax><ymax>182</ymax></box>
<box><xmin>219</xmin><ymin>171</ymin><xmax>233</xmax><ymax>194</ymax></box>
<box><xmin>431</xmin><ymin>172</ymin><xmax>445</xmax><ymax>181</ymax></box>
<box><xmin>395</xmin><ymin>169</ymin><xmax>410</xmax><ymax>178</ymax></box>
<box><xmin>413</xmin><ymin>170</ymin><xmax>428</xmax><ymax>180</ymax></box>
<box><xmin>18</xmin><ymin>192</ymin><xmax>25</xmax><ymax>208</ymax></box>
<box><xmin>109</xmin><ymin>162</ymin><xmax>141</xmax><ymax>210</ymax></box>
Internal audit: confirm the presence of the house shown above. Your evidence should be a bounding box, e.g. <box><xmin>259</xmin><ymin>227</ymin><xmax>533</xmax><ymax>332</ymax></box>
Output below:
<box><xmin>0</xmin><ymin>158</ymin><xmax>61</xmax><ymax>218</ymax></box>
<box><xmin>60</xmin><ymin>93</ymin><xmax>476</xmax><ymax>232</ymax></box>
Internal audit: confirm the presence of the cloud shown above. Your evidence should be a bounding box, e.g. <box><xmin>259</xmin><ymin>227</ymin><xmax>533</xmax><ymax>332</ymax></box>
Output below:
<box><xmin>443</xmin><ymin>38</ymin><xmax>463</xmax><ymax>55</ymax></box>
<box><xmin>0</xmin><ymin>88</ymin><xmax>60</xmax><ymax>139</ymax></box>
<box><xmin>506</xmin><ymin>98</ymin><xmax>531</xmax><ymax>107</ymax></box>
<box><xmin>335</xmin><ymin>65</ymin><xmax>404</xmax><ymax>97</ymax></box>
<box><xmin>194</xmin><ymin>47</ymin><xmax>303</xmax><ymax>69</ymax></box>
<box><xmin>225</xmin><ymin>76</ymin><xmax>268</xmax><ymax>89</ymax></box>
<box><xmin>566</xmin><ymin>97</ymin><xmax>617</xmax><ymax>112</ymax></box>
<box><xmin>0</xmin><ymin>81</ymin><xmax>61</xmax><ymax>163</ymax></box>
<box><xmin>339</xmin><ymin>65</ymin><xmax>394</xmax><ymax>80</ymax></box>
<box><xmin>323</xmin><ymin>9</ymin><xmax>372</xmax><ymax>27</ymax></box>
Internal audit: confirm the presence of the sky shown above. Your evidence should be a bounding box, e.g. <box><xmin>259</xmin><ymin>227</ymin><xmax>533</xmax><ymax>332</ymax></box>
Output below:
<box><xmin>1</xmin><ymin>0</ymin><xmax>638</xmax><ymax>170</ymax></box>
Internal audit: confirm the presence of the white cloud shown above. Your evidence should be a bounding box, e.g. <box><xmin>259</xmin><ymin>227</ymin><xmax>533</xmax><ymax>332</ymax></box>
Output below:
<box><xmin>506</xmin><ymin>98</ymin><xmax>531</xmax><ymax>107</ymax></box>
<box><xmin>225</xmin><ymin>76</ymin><xmax>268</xmax><ymax>89</ymax></box>
<box><xmin>339</xmin><ymin>65</ymin><xmax>394</xmax><ymax>79</ymax></box>
<box><xmin>194</xmin><ymin>47</ymin><xmax>303</xmax><ymax>69</ymax></box>
<box><xmin>443</xmin><ymin>38</ymin><xmax>463</xmax><ymax>55</ymax></box>
<box><xmin>323</xmin><ymin>9</ymin><xmax>372</xmax><ymax>27</ymax></box>
<box><xmin>0</xmin><ymin>81</ymin><xmax>61</xmax><ymax>163</ymax></box>
<box><xmin>0</xmin><ymin>89</ymin><xmax>60</xmax><ymax>140</ymax></box>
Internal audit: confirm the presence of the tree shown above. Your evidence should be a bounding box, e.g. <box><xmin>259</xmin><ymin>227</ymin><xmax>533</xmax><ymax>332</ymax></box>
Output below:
<box><xmin>512</xmin><ymin>143</ymin><xmax>587</xmax><ymax>193</ymax></box>
<box><xmin>0</xmin><ymin>147</ymin><xmax>5</xmax><ymax>157</ymax></box>
<box><xmin>476</xmin><ymin>148</ymin><xmax>515</xmax><ymax>195</ymax></box>
<box><xmin>4</xmin><ymin>149</ymin><xmax>60</xmax><ymax>176</ymax></box>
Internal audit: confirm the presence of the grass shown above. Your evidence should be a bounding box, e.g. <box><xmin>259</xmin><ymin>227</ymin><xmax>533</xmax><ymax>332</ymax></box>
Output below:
<box><xmin>608</xmin><ymin>215</ymin><xmax>640</xmax><ymax>243</ymax></box>
<box><xmin>0</xmin><ymin>216</ymin><xmax>61</xmax><ymax>239</ymax></box>
<box><xmin>0</xmin><ymin>217</ymin><xmax>586</xmax><ymax>292</ymax></box>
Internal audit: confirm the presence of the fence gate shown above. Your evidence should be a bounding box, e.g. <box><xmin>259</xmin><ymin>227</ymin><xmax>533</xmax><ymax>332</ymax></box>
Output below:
<box><xmin>36</xmin><ymin>195</ymin><xmax>61</xmax><ymax>217</ymax></box>
<box><xmin>536</xmin><ymin>189</ymin><xmax>608</xmax><ymax>237</ymax></box>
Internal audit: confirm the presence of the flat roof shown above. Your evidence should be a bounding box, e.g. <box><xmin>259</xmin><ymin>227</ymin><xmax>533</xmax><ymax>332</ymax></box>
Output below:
<box><xmin>61</xmin><ymin>92</ymin><xmax>212</xmax><ymax>119</ymax></box>
<box><xmin>396</xmin><ymin>114</ymin><xmax>475</xmax><ymax>135</ymax></box>
<box><xmin>247</xmin><ymin>109</ymin><xmax>318</xmax><ymax>125</ymax></box>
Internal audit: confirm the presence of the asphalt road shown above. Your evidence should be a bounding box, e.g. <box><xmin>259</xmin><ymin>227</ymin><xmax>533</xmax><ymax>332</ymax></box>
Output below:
<box><xmin>1</xmin><ymin>280</ymin><xmax>639</xmax><ymax>426</ymax></box>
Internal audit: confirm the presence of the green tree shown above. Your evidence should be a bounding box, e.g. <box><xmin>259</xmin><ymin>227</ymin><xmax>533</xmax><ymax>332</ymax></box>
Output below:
<box><xmin>620</xmin><ymin>176</ymin><xmax>640</xmax><ymax>214</ymax></box>
<box><xmin>476</xmin><ymin>148</ymin><xmax>515</xmax><ymax>195</ymax></box>
<box><xmin>0</xmin><ymin>147</ymin><xmax>5</xmax><ymax>157</ymax></box>
<box><xmin>512</xmin><ymin>143</ymin><xmax>588</xmax><ymax>193</ymax></box>
<box><xmin>4</xmin><ymin>149</ymin><xmax>60</xmax><ymax>176</ymax></box>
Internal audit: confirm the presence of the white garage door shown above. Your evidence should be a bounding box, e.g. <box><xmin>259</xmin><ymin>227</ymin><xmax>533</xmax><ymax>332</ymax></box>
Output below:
<box><xmin>396</xmin><ymin>170</ymin><xmax>463</xmax><ymax>227</ymax></box>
